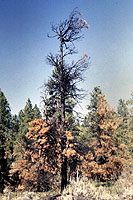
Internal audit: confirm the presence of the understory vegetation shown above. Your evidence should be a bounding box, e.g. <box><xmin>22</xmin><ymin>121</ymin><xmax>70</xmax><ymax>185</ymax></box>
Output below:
<box><xmin>1</xmin><ymin>163</ymin><xmax>133</xmax><ymax>200</ymax></box>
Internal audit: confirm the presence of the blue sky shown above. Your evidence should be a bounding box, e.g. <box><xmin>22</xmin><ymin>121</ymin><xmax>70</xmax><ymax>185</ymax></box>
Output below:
<box><xmin>0</xmin><ymin>0</ymin><xmax>133</xmax><ymax>115</ymax></box>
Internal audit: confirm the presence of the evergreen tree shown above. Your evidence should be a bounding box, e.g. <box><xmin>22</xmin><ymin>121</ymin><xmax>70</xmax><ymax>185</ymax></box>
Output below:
<box><xmin>0</xmin><ymin>89</ymin><xmax>12</xmax><ymax>193</ymax></box>
<box><xmin>33</xmin><ymin>104</ymin><xmax>42</xmax><ymax>119</ymax></box>
<box><xmin>15</xmin><ymin>98</ymin><xmax>34</xmax><ymax>151</ymax></box>
<box><xmin>117</xmin><ymin>99</ymin><xmax>130</xmax><ymax>145</ymax></box>
<box><xmin>23</xmin><ymin>98</ymin><xmax>34</xmax><ymax>123</ymax></box>
<box><xmin>76</xmin><ymin>87</ymin><xmax>103</xmax><ymax>155</ymax></box>
<box><xmin>11</xmin><ymin>115</ymin><xmax>20</xmax><ymax>157</ymax></box>
<box><xmin>10</xmin><ymin>118</ymin><xmax>76</xmax><ymax>191</ymax></box>
<box><xmin>10</xmin><ymin>101</ymin><xmax>42</xmax><ymax>190</ymax></box>
<box><xmin>81</xmin><ymin>94</ymin><xmax>124</xmax><ymax>183</ymax></box>
<box><xmin>86</xmin><ymin>86</ymin><xmax>102</xmax><ymax>135</ymax></box>
<box><xmin>13</xmin><ymin>99</ymin><xmax>41</xmax><ymax>153</ymax></box>
<box><xmin>46</xmin><ymin>9</ymin><xmax>89</xmax><ymax>191</ymax></box>
<box><xmin>42</xmin><ymin>86</ymin><xmax>59</xmax><ymax>123</ymax></box>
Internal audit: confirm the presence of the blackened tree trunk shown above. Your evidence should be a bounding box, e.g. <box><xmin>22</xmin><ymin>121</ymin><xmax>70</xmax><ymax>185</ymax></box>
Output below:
<box><xmin>60</xmin><ymin>36</ymin><xmax>68</xmax><ymax>192</ymax></box>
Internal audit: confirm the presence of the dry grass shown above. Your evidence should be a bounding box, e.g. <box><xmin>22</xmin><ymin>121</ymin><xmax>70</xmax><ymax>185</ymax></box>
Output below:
<box><xmin>1</xmin><ymin>192</ymin><xmax>43</xmax><ymax>200</ymax></box>
<box><xmin>107</xmin><ymin>162</ymin><xmax>133</xmax><ymax>199</ymax></box>
<box><xmin>58</xmin><ymin>177</ymin><xmax>115</xmax><ymax>200</ymax></box>
<box><xmin>0</xmin><ymin>191</ymin><xmax>57</xmax><ymax>200</ymax></box>
<box><xmin>58</xmin><ymin>163</ymin><xmax>133</xmax><ymax>200</ymax></box>
<box><xmin>1</xmin><ymin>163</ymin><xmax>133</xmax><ymax>200</ymax></box>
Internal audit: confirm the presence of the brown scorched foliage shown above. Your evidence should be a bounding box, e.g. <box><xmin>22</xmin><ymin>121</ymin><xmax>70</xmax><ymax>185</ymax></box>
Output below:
<box><xmin>81</xmin><ymin>94</ymin><xmax>125</xmax><ymax>182</ymax></box>
<box><xmin>10</xmin><ymin>119</ymin><xmax>76</xmax><ymax>191</ymax></box>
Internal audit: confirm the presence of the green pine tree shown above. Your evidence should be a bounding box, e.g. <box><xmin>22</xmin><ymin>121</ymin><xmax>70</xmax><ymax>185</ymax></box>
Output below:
<box><xmin>11</xmin><ymin>114</ymin><xmax>20</xmax><ymax>158</ymax></box>
<box><xmin>117</xmin><ymin>99</ymin><xmax>129</xmax><ymax>145</ymax></box>
<box><xmin>33</xmin><ymin>104</ymin><xmax>42</xmax><ymax>119</ymax></box>
<box><xmin>0</xmin><ymin>89</ymin><xmax>12</xmax><ymax>193</ymax></box>
<box><xmin>86</xmin><ymin>86</ymin><xmax>102</xmax><ymax>135</ymax></box>
<box><xmin>75</xmin><ymin>87</ymin><xmax>103</xmax><ymax>160</ymax></box>
<box><xmin>16</xmin><ymin>98</ymin><xmax>34</xmax><ymax>151</ymax></box>
<box><xmin>14</xmin><ymin>99</ymin><xmax>42</xmax><ymax>153</ymax></box>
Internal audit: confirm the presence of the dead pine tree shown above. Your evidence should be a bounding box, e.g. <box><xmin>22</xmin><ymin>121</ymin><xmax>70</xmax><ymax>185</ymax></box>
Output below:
<box><xmin>46</xmin><ymin>9</ymin><xmax>90</xmax><ymax>192</ymax></box>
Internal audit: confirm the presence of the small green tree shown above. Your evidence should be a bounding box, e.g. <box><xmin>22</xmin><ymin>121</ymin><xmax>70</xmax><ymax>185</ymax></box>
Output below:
<box><xmin>117</xmin><ymin>99</ymin><xmax>130</xmax><ymax>145</ymax></box>
<box><xmin>15</xmin><ymin>98</ymin><xmax>35</xmax><ymax>151</ymax></box>
<box><xmin>33</xmin><ymin>104</ymin><xmax>42</xmax><ymax>119</ymax></box>
<box><xmin>86</xmin><ymin>86</ymin><xmax>102</xmax><ymax>135</ymax></box>
<box><xmin>10</xmin><ymin>101</ymin><xmax>42</xmax><ymax>190</ymax></box>
<box><xmin>76</xmin><ymin>87</ymin><xmax>103</xmax><ymax>156</ymax></box>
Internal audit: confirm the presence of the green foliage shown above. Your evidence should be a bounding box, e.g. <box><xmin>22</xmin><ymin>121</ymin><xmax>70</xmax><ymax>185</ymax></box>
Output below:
<box><xmin>33</xmin><ymin>104</ymin><xmax>42</xmax><ymax>119</ymax></box>
<box><xmin>0</xmin><ymin>89</ymin><xmax>12</xmax><ymax>193</ymax></box>
<box><xmin>76</xmin><ymin>87</ymin><xmax>103</xmax><ymax>155</ymax></box>
<box><xmin>17</xmin><ymin>99</ymin><xmax>34</xmax><ymax>149</ymax></box>
<box><xmin>15</xmin><ymin>99</ymin><xmax>41</xmax><ymax>152</ymax></box>
<box><xmin>117</xmin><ymin>97</ymin><xmax>133</xmax><ymax>156</ymax></box>
<box><xmin>8</xmin><ymin>114</ymin><xmax>20</xmax><ymax>162</ymax></box>
<box><xmin>117</xmin><ymin>99</ymin><xmax>129</xmax><ymax>145</ymax></box>
<box><xmin>86</xmin><ymin>86</ymin><xmax>102</xmax><ymax>135</ymax></box>
<box><xmin>0</xmin><ymin>89</ymin><xmax>12</xmax><ymax>145</ymax></box>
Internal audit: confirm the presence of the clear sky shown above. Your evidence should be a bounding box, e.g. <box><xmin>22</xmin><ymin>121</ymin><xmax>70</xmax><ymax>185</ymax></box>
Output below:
<box><xmin>0</xmin><ymin>0</ymin><xmax>133</xmax><ymax>115</ymax></box>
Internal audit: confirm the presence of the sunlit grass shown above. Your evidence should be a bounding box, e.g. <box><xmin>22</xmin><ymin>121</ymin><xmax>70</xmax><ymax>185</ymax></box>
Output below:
<box><xmin>1</xmin><ymin>162</ymin><xmax>133</xmax><ymax>200</ymax></box>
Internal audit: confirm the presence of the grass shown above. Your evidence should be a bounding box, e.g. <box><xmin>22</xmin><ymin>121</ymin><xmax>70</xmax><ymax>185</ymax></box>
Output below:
<box><xmin>1</xmin><ymin>163</ymin><xmax>133</xmax><ymax>200</ymax></box>
<box><xmin>59</xmin><ymin>163</ymin><xmax>133</xmax><ymax>200</ymax></box>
